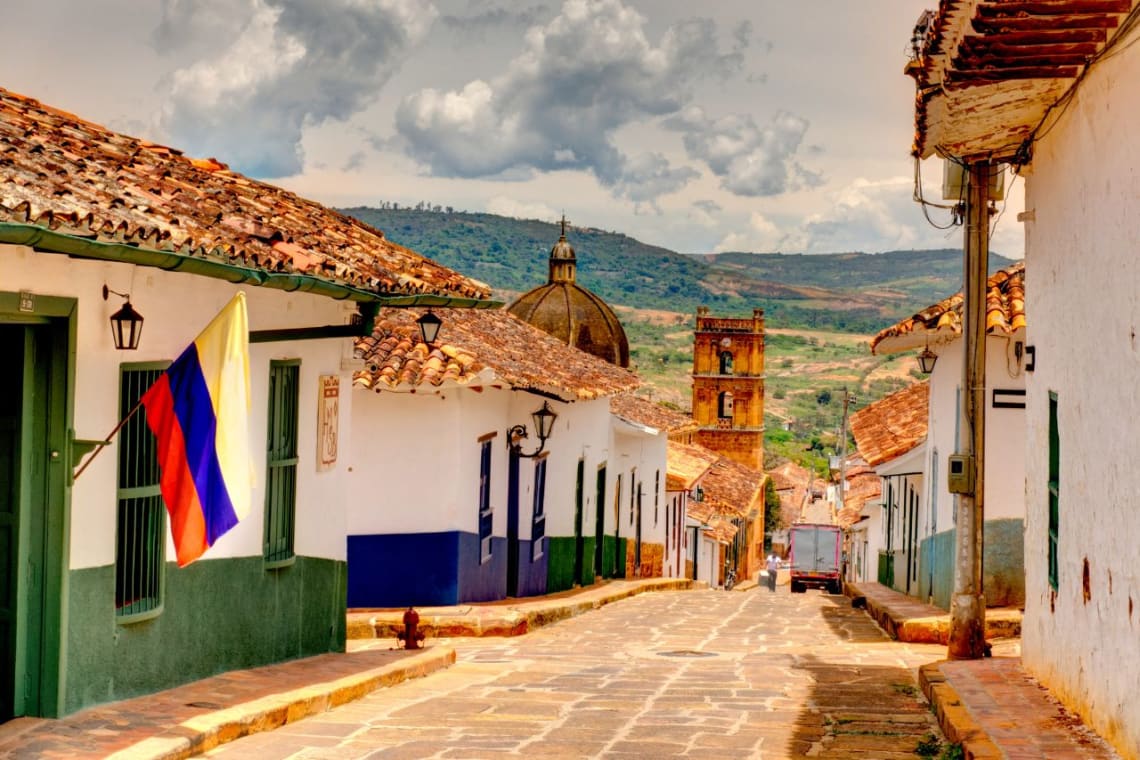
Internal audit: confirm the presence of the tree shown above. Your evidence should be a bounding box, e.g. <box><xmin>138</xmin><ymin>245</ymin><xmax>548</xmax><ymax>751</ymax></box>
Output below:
<box><xmin>764</xmin><ymin>478</ymin><xmax>782</xmax><ymax>545</ymax></box>
<box><xmin>816</xmin><ymin>389</ymin><xmax>832</xmax><ymax>406</ymax></box>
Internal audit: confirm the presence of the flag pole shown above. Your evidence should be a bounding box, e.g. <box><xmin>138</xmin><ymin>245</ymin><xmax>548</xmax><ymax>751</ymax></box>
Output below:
<box><xmin>73</xmin><ymin>400</ymin><xmax>144</xmax><ymax>481</ymax></box>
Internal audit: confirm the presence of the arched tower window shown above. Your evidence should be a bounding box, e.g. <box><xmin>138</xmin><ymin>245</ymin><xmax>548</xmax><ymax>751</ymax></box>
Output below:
<box><xmin>719</xmin><ymin>350</ymin><xmax>733</xmax><ymax>375</ymax></box>
<box><xmin>718</xmin><ymin>391</ymin><xmax>734</xmax><ymax>419</ymax></box>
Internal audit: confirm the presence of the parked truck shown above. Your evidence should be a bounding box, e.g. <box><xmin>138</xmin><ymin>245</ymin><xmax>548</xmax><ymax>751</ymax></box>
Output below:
<box><xmin>789</xmin><ymin>523</ymin><xmax>842</xmax><ymax>594</ymax></box>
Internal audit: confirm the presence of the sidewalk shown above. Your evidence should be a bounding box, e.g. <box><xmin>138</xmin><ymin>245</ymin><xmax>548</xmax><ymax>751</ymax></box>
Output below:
<box><xmin>848</xmin><ymin>581</ymin><xmax>1120</xmax><ymax>759</ymax></box>
<box><xmin>348</xmin><ymin>577</ymin><xmax>692</xmax><ymax>640</ymax></box>
<box><xmin>0</xmin><ymin>578</ymin><xmax>692</xmax><ymax>759</ymax></box>
<box><xmin>845</xmin><ymin>580</ymin><xmax>1021</xmax><ymax>644</ymax></box>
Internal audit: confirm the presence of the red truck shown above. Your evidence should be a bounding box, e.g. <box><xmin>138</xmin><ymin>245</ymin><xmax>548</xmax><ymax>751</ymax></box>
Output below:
<box><xmin>789</xmin><ymin>523</ymin><xmax>843</xmax><ymax>594</ymax></box>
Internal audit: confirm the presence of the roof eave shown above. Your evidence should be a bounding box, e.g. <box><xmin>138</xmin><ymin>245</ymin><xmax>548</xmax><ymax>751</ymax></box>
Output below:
<box><xmin>0</xmin><ymin>221</ymin><xmax>504</xmax><ymax>309</ymax></box>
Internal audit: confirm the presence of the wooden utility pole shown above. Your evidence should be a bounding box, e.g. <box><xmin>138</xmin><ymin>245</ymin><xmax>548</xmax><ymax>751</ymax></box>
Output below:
<box><xmin>948</xmin><ymin>161</ymin><xmax>989</xmax><ymax>659</ymax></box>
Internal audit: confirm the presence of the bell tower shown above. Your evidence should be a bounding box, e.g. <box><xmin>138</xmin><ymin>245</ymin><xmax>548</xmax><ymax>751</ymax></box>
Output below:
<box><xmin>690</xmin><ymin>307</ymin><xmax>765</xmax><ymax>471</ymax></box>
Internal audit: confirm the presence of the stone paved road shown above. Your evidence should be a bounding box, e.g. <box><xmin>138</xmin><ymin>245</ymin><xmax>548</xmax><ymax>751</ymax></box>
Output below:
<box><xmin>207</xmin><ymin>587</ymin><xmax>948</xmax><ymax>759</ymax></box>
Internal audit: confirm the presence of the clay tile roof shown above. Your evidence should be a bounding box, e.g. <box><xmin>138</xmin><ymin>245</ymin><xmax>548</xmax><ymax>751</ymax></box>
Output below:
<box><xmin>611</xmin><ymin>393</ymin><xmax>698</xmax><ymax>436</ymax></box>
<box><xmin>871</xmin><ymin>261</ymin><xmax>1025</xmax><ymax>354</ymax></box>
<box><xmin>666</xmin><ymin>442</ymin><xmax>718</xmax><ymax>491</ymax></box>
<box><xmin>907</xmin><ymin>1</ymin><xmax>1137</xmax><ymax>160</ymax></box>
<box><xmin>353</xmin><ymin>307</ymin><xmax>639</xmax><ymax>402</ymax></box>
<box><xmin>850</xmin><ymin>381</ymin><xmax>929</xmax><ymax>467</ymax></box>
<box><xmin>700</xmin><ymin>455</ymin><xmax>765</xmax><ymax>521</ymax></box>
<box><xmin>838</xmin><ymin>465</ymin><xmax>882</xmax><ymax>528</ymax></box>
<box><xmin>0</xmin><ymin>87</ymin><xmax>490</xmax><ymax>301</ymax></box>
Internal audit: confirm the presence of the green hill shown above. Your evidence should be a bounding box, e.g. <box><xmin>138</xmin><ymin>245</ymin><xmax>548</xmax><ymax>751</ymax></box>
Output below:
<box><xmin>341</xmin><ymin>206</ymin><xmax>1016</xmax><ymax>333</ymax></box>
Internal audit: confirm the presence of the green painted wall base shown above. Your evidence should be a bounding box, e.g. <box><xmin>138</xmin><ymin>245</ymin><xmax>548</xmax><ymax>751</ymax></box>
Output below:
<box><xmin>546</xmin><ymin>537</ymin><xmax>597</xmax><ymax>592</ymax></box>
<box><xmin>65</xmin><ymin>555</ymin><xmax>346</xmax><ymax>714</ymax></box>
<box><xmin>600</xmin><ymin>536</ymin><xmax>627</xmax><ymax>579</ymax></box>
<box><xmin>918</xmin><ymin>518</ymin><xmax>1024</xmax><ymax>610</ymax></box>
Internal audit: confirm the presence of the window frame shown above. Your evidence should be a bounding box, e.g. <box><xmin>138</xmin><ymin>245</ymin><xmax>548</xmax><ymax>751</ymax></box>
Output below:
<box><xmin>531</xmin><ymin>455</ymin><xmax>548</xmax><ymax>561</ymax></box>
<box><xmin>1048</xmin><ymin>391</ymin><xmax>1059</xmax><ymax>590</ymax></box>
<box><xmin>115</xmin><ymin>361</ymin><xmax>170</xmax><ymax>624</ymax></box>
<box><xmin>478</xmin><ymin>437</ymin><xmax>494</xmax><ymax>563</ymax></box>
<box><xmin>264</xmin><ymin>359</ymin><xmax>300</xmax><ymax>569</ymax></box>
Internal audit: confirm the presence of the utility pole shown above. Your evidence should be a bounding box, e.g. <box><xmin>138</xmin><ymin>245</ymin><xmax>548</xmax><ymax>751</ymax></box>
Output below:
<box><xmin>948</xmin><ymin>161</ymin><xmax>989</xmax><ymax>660</ymax></box>
<box><xmin>836</xmin><ymin>389</ymin><xmax>854</xmax><ymax>522</ymax></box>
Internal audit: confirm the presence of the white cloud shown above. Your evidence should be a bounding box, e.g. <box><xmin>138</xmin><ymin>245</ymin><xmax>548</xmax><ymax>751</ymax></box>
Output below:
<box><xmin>666</xmin><ymin>106</ymin><xmax>822</xmax><ymax>197</ymax></box>
<box><xmin>714</xmin><ymin>211</ymin><xmax>787</xmax><ymax>253</ymax></box>
<box><xmin>711</xmin><ymin>176</ymin><xmax>991</xmax><ymax>255</ymax></box>
<box><xmin>160</xmin><ymin>0</ymin><xmax>436</xmax><ymax>177</ymax></box>
<box><xmin>485</xmin><ymin>196</ymin><xmax>559</xmax><ymax>221</ymax></box>
<box><xmin>396</xmin><ymin>0</ymin><xmax>742</xmax><ymax>202</ymax></box>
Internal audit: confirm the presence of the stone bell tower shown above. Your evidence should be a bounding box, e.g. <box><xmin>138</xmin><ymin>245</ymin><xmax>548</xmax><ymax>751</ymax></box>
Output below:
<box><xmin>690</xmin><ymin>307</ymin><xmax>765</xmax><ymax>471</ymax></box>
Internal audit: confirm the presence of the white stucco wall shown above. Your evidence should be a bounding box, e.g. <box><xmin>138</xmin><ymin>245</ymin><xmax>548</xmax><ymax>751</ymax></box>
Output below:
<box><xmin>1019</xmin><ymin>39</ymin><xmax>1140</xmax><ymax>757</ymax></box>
<box><xmin>924</xmin><ymin>334</ymin><xmax>1028</xmax><ymax>536</ymax></box>
<box><xmin>348</xmin><ymin>385</ymin><xmax>507</xmax><ymax>536</ymax></box>
<box><xmin>1</xmin><ymin>246</ymin><xmax>356</xmax><ymax>569</ymax></box>
<box><xmin>610</xmin><ymin>423</ymin><xmax>667</xmax><ymax>555</ymax></box>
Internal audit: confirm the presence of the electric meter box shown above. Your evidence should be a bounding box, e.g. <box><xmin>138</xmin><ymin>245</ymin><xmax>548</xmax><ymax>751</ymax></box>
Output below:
<box><xmin>947</xmin><ymin>454</ymin><xmax>975</xmax><ymax>494</ymax></box>
<box><xmin>942</xmin><ymin>159</ymin><xmax>1005</xmax><ymax>201</ymax></box>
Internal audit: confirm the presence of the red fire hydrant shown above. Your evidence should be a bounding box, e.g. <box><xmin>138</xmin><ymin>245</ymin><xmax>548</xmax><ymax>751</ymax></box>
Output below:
<box><xmin>397</xmin><ymin>606</ymin><xmax>425</xmax><ymax>650</ymax></box>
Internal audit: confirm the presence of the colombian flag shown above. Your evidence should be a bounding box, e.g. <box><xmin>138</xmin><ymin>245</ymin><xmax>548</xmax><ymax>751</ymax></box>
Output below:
<box><xmin>142</xmin><ymin>293</ymin><xmax>253</xmax><ymax>567</ymax></box>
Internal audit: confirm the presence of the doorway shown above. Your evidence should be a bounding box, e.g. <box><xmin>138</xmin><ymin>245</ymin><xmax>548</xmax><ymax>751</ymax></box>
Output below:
<box><xmin>593</xmin><ymin>466</ymin><xmax>606</xmax><ymax>582</ymax></box>
<box><xmin>573</xmin><ymin>459</ymin><xmax>585</xmax><ymax>586</ymax></box>
<box><xmin>0</xmin><ymin>294</ymin><xmax>71</xmax><ymax>722</ymax></box>
<box><xmin>1</xmin><ymin>324</ymin><xmax>53</xmax><ymax>721</ymax></box>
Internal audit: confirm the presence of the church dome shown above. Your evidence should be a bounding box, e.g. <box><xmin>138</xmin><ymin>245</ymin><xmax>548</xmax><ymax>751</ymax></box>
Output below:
<box><xmin>507</xmin><ymin>219</ymin><xmax>630</xmax><ymax>368</ymax></box>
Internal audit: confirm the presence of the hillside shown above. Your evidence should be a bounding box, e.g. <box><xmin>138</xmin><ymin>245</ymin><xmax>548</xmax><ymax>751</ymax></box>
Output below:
<box><xmin>342</xmin><ymin>206</ymin><xmax>1015</xmax><ymax>334</ymax></box>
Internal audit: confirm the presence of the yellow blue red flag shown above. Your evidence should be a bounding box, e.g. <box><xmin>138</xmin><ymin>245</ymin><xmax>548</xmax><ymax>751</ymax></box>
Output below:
<box><xmin>141</xmin><ymin>292</ymin><xmax>253</xmax><ymax>566</ymax></box>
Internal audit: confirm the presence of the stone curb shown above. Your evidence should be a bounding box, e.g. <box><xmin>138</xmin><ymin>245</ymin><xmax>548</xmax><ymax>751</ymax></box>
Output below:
<box><xmin>103</xmin><ymin>646</ymin><xmax>456</xmax><ymax>760</ymax></box>
<box><xmin>352</xmin><ymin>578</ymin><xmax>693</xmax><ymax>640</ymax></box>
<box><xmin>846</xmin><ymin>582</ymin><xmax>1021</xmax><ymax>644</ymax></box>
<box><xmin>919</xmin><ymin>662</ymin><xmax>1004</xmax><ymax>760</ymax></box>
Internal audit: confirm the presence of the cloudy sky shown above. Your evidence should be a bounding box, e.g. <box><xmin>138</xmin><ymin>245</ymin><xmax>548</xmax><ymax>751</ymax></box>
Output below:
<box><xmin>2</xmin><ymin>0</ymin><xmax>1024</xmax><ymax>257</ymax></box>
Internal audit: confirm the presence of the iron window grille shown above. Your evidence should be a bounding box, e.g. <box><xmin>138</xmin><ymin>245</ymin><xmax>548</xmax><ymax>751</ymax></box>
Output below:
<box><xmin>264</xmin><ymin>360</ymin><xmax>299</xmax><ymax>568</ymax></box>
<box><xmin>115</xmin><ymin>363</ymin><xmax>168</xmax><ymax>623</ymax></box>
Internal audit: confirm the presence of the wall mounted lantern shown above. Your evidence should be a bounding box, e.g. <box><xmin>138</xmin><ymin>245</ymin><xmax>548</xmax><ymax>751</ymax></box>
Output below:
<box><xmin>507</xmin><ymin>401</ymin><xmax>558</xmax><ymax>458</ymax></box>
<box><xmin>416</xmin><ymin>310</ymin><xmax>442</xmax><ymax>344</ymax></box>
<box><xmin>693</xmin><ymin>485</ymin><xmax>705</xmax><ymax>503</ymax></box>
<box><xmin>103</xmin><ymin>285</ymin><xmax>144</xmax><ymax>350</ymax></box>
<box><xmin>917</xmin><ymin>344</ymin><xmax>938</xmax><ymax>374</ymax></box>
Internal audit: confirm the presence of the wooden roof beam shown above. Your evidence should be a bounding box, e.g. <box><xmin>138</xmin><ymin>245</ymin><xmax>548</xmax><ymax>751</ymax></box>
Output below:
<box><xmin>945</xmin><ymin>64</ymin><xmax>1081</xmax><ymax>83</ymax></box>
<box><xmin>976</xmin><ymin>0</ymin><xmax>1133</xmax><ymax>18</ymax></box>
<box><xmin>972</xmin><ymin>14</ymin><xmax>1120</xmax><ymax>33</ymax></box>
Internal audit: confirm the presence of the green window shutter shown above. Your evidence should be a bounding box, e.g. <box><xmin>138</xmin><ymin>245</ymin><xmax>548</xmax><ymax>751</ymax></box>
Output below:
<box><xmin>264</xmin><ymin>360</ymin><xmax>299</xmax><ymax>567</ymax></box>
<box><xmin>1047</xmin><ymin>392</ymin><xmax>1059</xmax><ymax>590</ymax></box>
<box><xmin>115</xmin><ymin>363</ymin><xmax>168</xmax><ymax>623</ymax></box>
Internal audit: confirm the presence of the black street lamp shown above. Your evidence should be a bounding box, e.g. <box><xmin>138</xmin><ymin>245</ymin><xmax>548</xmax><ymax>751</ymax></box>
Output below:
<box><xmin>417</xmin><ymin>310</ymin><xmax>442</xmax><ymax>344</ymax></box>
<box><xmin>507</xmin><ymin>401</ymin><xmax>558</xmax><ymax>458</ymax></box>
<box><xmin>103</xmin><ymin>285</ymin><xmax>144</xmax><ymax>350</ymax></box>
<box><xmin>917</xmin><ymin>345</ymin><xmax>938</xmax><ymax>374</ymax></box>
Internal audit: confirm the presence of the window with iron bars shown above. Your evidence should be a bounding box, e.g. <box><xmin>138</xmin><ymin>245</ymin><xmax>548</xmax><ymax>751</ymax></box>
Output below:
<box><xmin>264</xmin><ymin>360</ymin><xmax>300</xmax><ymax>567</ymax></box>
<box><xmin>115</xmin><ymin>363</ymin><xmax>168</xmax><ymax>622</ymax></box>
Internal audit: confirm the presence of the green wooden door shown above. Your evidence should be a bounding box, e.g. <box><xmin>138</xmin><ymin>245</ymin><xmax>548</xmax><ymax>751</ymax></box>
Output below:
<box><xmin>0</xmin><ymin>326</ymin><xmax>21</xmax><ymax>720</ymax></box>
<box><xmin>0</xmin><ymin>324</ymin><xmax>54</xmax><ymax>720</ymax></box>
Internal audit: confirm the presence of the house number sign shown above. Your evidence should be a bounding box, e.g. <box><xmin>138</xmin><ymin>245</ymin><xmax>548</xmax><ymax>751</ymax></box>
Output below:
<box><xmin>317</xmin><ymin>374</ymin><xmax>339</xmax><ymax>471</ymax></box>
<box><xmin>18</xmin><ymin>290</ymin><xmax>34</xmax><ymax>312</ymax></box>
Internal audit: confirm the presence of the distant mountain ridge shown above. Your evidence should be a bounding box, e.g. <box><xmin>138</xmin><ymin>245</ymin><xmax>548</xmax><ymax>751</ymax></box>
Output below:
<box><xmin>342</xmin><ymin>206</ymin><xmax>1015</xmax><ymax>333</ymax></box>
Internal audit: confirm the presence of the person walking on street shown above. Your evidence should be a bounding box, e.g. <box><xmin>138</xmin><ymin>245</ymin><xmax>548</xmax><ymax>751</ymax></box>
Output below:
<box><xmin>766</xmin><ymin>552</ymin><xmax>780</xmax><ymax>592</ymax></box>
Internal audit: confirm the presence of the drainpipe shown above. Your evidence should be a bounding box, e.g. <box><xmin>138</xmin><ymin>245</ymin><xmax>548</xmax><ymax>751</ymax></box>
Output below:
<box><xmin>948</xmin><ymin>161</ymin><xmax>989</xmax><ymax>660</ymax></box>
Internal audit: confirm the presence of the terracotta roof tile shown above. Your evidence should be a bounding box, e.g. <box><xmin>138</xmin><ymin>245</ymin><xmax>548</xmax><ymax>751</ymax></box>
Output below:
<box><xmin>612</xmin><ymin>393</ymin><xmax>698</xmax><ymax>436</ymax></box>
<box><xmin>666</xmin><ymin>442</ymin><xmax>718</xmax><ymax>491</ymax></box>
<box><xmin>0</xmin><ymin>87</ymin><xmax>489</xmax><ymax>301</ymax></box>
<box><xmin>838</xmin><ymin>463</ymin><xmax>882</xmax><ymax>528</ymax></box>
<box><xmin>353</xmin><ymin>307</ymin><xmax>639</xmax><ymax>402</ymax></box>
<box><xmin>700</xmin><ymin>455</ymin><xmax>765</xmax><ymax>522</ymax></box>
<box><xmin>871</xmin><ymin>261</ymin><xmax>1024</xmax><ymax>354</ymax></box>
<box><xmin>850</xmin><ymin>381</ymin><xmax>929</xmax><ymax>467</ymax></box>
<box><xmin>908</xmin><ymin>1</ymin><xmax>1136</xmax><ymax>160</ymax></box>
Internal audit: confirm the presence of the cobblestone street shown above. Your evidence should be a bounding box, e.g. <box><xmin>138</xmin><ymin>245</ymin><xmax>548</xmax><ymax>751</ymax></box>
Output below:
<box><xmin>207</xmin><ymin>587</ymin><xmax>948</xmax><ymax>759</ymax></box>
